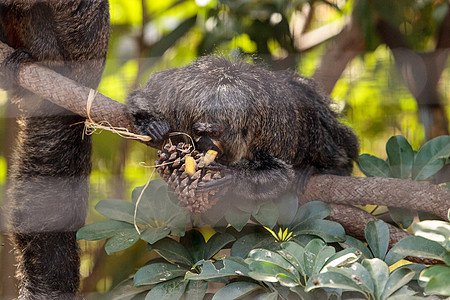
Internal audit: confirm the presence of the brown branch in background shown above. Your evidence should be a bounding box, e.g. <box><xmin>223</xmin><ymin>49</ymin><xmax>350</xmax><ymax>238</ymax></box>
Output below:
<box><xmin>0</xmin><ymin>42</ymin><xmax>135</xmax><ymax>132</ymax></box>
<box><xmin>302</xmin><ymin>175</ymin><xmax>449</xmax><ymax>220</ymax></box>
<box><xmin>312</xmin><ymin>14</ymin><xmax>365</xmax><ymax>94</ymax></box>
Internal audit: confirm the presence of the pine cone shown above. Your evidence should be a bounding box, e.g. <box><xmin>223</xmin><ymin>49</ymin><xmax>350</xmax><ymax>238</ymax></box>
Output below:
<box><xmin>155</xmin><ymin>142</ymin><xmax>225</xmax><ymax>213</ymax></box>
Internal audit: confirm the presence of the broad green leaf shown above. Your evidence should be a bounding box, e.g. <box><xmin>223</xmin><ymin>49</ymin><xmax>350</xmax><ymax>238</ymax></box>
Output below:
<box><xmin>290</xmin><ymin>201</ymin><xmax>331</xmax><ymax>227</ymax></box>
<box><xmin>321</xmin><ymin>248</ymin><xmax>362</xmax><ymax>272</ymax></box>
<box><xmin>381</xmin><ymin>268</ymin><xmax>415</xmax><ymax>299</ymax></box>
<box><xmin>184</xmin><ymin>280</ymin><xmax>208</xmax><ymax>300</ymax></box>
<box><xmin>230</xmin><ymin>233</ymin><xmax>275</xmax><ymax>258</ymax></box>
<box><xmin>279</xmin><ymin>241</ymin><xmax>307</xmax><ymax>276</ymax></box>
<box><xmin>140</xmin><ymin>227</ymin><xmax>171</xmax><ymax>245</ymax></box>
<box><xmin>202</xmin><ymin>232</ymin><xmax>236</xmax><ymax>260</ymax></box>
<box><xmin>247</xmin><ymin>249</ymin><xmax>298</xmax><ymax>276</ymax></box>
<box><xmin>420</xmin><ymin>265</ymin><xmax>450</xmax><ymax>296</ymax></box>
<box><xmin>107</xmin><ymin>277</ymin><xmax>153</xmax><ymax>300</ymax></box>
<box><xmin>339</xmin><ymin>235</ymin><xmax>373</xmax><ymax>259</ymax></box>
<box><xmin>412</xmin><ymin>136</ymin><xmax>450</xmax><ymax>181</ymax></box>
<box><xmin>387</xmin><ymin>285</ymin><xmax>421</xmax><ymax>300</ymax></box>
<box><xmin>77</xmin><ymin>220</ymin><xmax>134</xmax><ymax>241</ymax></box>
<box><xmin>252</xmin><ymin>292</ymin><xmax>278</xmax><ymax>300</ymax></box>
<box><xmin>358</xmin><ymin>154</ymin><xmax>393</xmax><ymax>177</ymax></box>
<box><xmin>225</xmin><ymin>206</ymin><xmax>251</xmax><ymax>232</ymax></box>
<box><xmin>276</xmin><ymin>273</ymin><xmax>300</xmax><ymax>287</ymax></box>
<box><xmin>181</xmin><ymin>230</ymin><xmax>205</xmax><ymax>263</ymax></box>
<box><xmin>252</xmin><ymin>200</ymin><xmax>279</xmax><ymax>229</ymax></box>
<box><xmin>212</xmin><ymin>282</ymin><xmax>262</xmax><ymax>300</ymax></box>
<box><xmin>391</xmin><ymin>236</ymin><xmax>447</xmax><ymax>261</ymax></box>
<box><xmin>394</xmin><ymin>264</ymin><xmax>427</xmax><ymax>281</ymax></box>
<box><xmin>386</xmin><ymin>136</ymin><xmax>414</xmax><ymax>179</ymax></box>
<box><xmin>365</xmin><ymin>220</ymin><xmax>390</xmax><ymax>260</ymax></box>
<box><xmin>326</xmin><ymin>263</ymin><xmax>374</xmax><ymax>294</ymax></box>
<box><xmin>294</xmin><ymin>219</ymin><xmax>345</xmax><ymax>242</ymax></box>
<box><xmin>305</xmin><ymin>272</ymin><xmax>366</xmax><ymax>293</ymax></box>
<box><xmin>362</xmin><ymin>258</ymin><xmax>389</xmax><ymax>299</ymax></box>
<box><xmin>388</xmin><ymin>207</ymin><xmax>414</xmax><ymax>229</ymax></box>
<box><xmin>248</xmin><ymin>260</ymin><xmax>298</xmax><ymax>283</ymax></box>
<box><xmin>413</xmin><ymin>220</ymin><xmax>450</xmax><ymax>249</ymax></box>
<box><xmin>276</xmin><ymin>193</ymin><xmax>299</xmax><ymax>226</ymax></box>
<box><xmin>144</xmin><ymin>277</ymin><xmax>188</xmax><ymax>300</ymax></box>
<box><xmin>95</xmin><ymin>199</ymin><xmax>145</xmax><ymax>224</ymax></box>
<box><xmin>186</xmin><ymin>258</ymin><xmax>249</xmax><ymax>280</ymax></box>
<box><xmin>104</xmin><ymin>228</ymin><xmax>140</xmax><ymax>255</ymax></box>
<box><xmin>151</xmin><ymin>238</ymin><xmax>194</xmax><ymax>266</ymax></box>
<box><xmin>303</xmin><ymin>239</ymin><xmax>335</xmax><ymax>277</ymax></box>
<box><xmin>384</xmin><ymin>248</ymin><xmax>406</xmax><ymax>266</ymax></box>
<box><xmin>134</xmin><ymin>263</ymin><xmax>187</xmax><ymax>286</ymax></box>
<box><xmin>131</xmin><ymin>181</ymin><xmax>188</xmax><ymax>237</ymax></box>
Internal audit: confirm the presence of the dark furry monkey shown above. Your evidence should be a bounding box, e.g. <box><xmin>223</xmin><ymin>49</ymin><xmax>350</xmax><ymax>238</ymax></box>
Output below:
<box><xmin>128</xmin><ymin>56</ymin><xmax>359</xmax><ymax>202</ymax></box>
<box><xmin>0</xmin><ymin>1</ymin><xmax>109</xmax><ymax>298</ymax></box>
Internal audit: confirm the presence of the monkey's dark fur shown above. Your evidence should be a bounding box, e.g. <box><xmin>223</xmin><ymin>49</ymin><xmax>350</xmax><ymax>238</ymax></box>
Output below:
<box><xmin>128</xmin><ymin>56</ymin><xmax>359</xmax><ymax>202</ymax></box>
<box><xmin>0</xmin><ymin>1</ymin><xmax>109</xmax><ymax>298</ymax></box>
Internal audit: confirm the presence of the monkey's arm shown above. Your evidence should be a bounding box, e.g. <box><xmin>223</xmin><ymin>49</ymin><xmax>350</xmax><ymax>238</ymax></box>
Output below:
<box><xmin>198</xmin><ymin>153</ymin><xmax>295</xmax><ymax>201</ymax></box>
<box><xmin>127</xmin><ymin>88</ymin><xmax>170</xmax><ymax>142</ymax></box>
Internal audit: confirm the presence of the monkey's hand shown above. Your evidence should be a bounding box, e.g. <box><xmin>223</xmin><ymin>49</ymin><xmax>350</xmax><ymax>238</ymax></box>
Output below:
<box><xmin>196</xmin><ymin>161</ymin><xmax>233</xmax><ymax>196</ymax></box>
<box><xmin>0</xmin><ymin>49</ymin><xmax>34</xmax><ymax>91</ymax></box>
<box><xmin>133</xmin><ymin>112</ymin><xmax>170</xmax><ymax>141</ymax></box>
<box><xmin>198</xmin><ymin>155</ymin><xmax>295</xmax><ymax>201</ymax></box>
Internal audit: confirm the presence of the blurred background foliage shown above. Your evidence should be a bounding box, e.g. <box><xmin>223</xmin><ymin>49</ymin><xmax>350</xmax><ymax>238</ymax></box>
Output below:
<box><xmin>0</xmin><ymin>0</ymin><xmax>449</xmax><ymax>298</ymax></box>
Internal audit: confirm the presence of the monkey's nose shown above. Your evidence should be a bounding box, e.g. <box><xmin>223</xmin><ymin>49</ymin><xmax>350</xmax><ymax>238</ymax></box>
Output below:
<box><xmin>196</xmin><ymin>136</ymin><xmax>221</xmax><ymax>154</ymax></box>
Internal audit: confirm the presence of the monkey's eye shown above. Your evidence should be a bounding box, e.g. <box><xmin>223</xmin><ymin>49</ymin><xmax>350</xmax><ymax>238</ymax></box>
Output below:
<box><xmin>210</xmin><ymin>131</ymin><xmax>220</xmax><ymax>137</ymax></box>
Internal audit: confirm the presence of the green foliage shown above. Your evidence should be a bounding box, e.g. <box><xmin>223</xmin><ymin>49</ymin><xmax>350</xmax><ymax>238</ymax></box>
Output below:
<box><xmin>358</xmin><ymin>135</ymin><xmax>450</xmax><ymax>228</ymax></box>
<box><xmin>390</xmin><ymin>218</ymin><xmax>450</xmax><ymax>296</ymax></box>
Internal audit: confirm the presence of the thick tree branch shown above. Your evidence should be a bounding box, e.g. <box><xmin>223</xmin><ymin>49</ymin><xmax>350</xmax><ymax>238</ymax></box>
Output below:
<box><xmin>0</xmin><ymin>42</ymin><xmax>134</xmax><ymax>131</ymax></box>
<box><xmin>302</xmin><ymin>175</ymin><xmax>449</xmax><ymax>220</ymax></box>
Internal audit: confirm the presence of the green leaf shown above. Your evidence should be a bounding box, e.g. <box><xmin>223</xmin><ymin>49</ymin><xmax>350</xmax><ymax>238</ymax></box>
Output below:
<box><xmin>253</xmin><ymin>292</ymin><xmax>278</xmax><ymax>300</ymax></box>
<box><xmin>294</xmin><ymin>219</ymin><xmax>346</xmax><ymax>242</ymax></box>
<box><xmin>151</xmin><ymin>238</ymin><xmax>194</xmax><ymax>266</ymax></box>
<box><xmin>202</xmin><ymin>232</ymin><xmax>236</xmax><ymax>260</ymax></box>
<box><xmin>140</xmin><ymin>227</ymin><xmax>171</xmax><ymax>245</ymax></box>
<box><xmin>181</xmin><ymin>230</ymin><xmax>205</xmax><ymax>263</ymax></box>
<box><xmin>247</xmin><ymin>260</ymin><xmax>298</xmax><ymax>284</ymax></box>
<box><xmin>412</xmin><ymin>136</ymin><xmax>450</xmax><ymax>181</ymax></box>
<box><xmin>290</xmin><ymin>201</ymin><xmax>331</xmax><ymax>228</ymax></box>
<box><xmin>107</xmin><ymin>277</ymin><xmax>153</xmax><ymax>300</ymax></box>
<box><xmin>95</xmin><ymin>199</ymin><xmax>144</xmax><ymax>224</ymax></box>
<box><xmin>386</xmin><ymin>136</ymin><xmax>414</xmax><ymax>179</ymax></box>
<box><xmin>230</xmin><ymin>233</ymin><xmax>275</xmax><ymax>258</ymax></box>
<box><xmin>420</xmin><ymin>265</ymin><xmax>450</xmax><ymax>296</ymax></box>
<box><xmin>303</xmin><ymin>239</ymin><xmax>335</xmax><ymax>277</ymax></box>
<box><xmin>391</xmin><ymin>236</ymin><xmax>447</xmax><ymax>261</ymax></box>
<box><xmin>388</xmin><ymin>207</ymin><xmax>414</xmax><ymax>229</ymax></box>
<box><xmin>381</xmin><ymin>268</ymin><xmax>415</xmax><ymax>299</ymax></box>
<box><xmin>104</xmin><ymin>228</ymin><xmax>140</xmax><ymax>254</ymax></box>
<box><xmin>247</xmin><ymin>249</ymin><xmax>298</xmax><ymax>276</ymax></box>
<box><xmin>358</xmin><ymin>154</ymin><xmax>393</xmax><ymax>177</ymax></box>
<box><xmin>279</xmin><ymin>241</ymin><xmax>307</xmax><ymax>276</ymax></box>
<box><xmin>365</xmin><ymin>220</ymin><xmax>390</xmax><ymax>260</ymax></box>
<box><xmin>184</xmin><ymin>280</ymin><xmax>208</xmax><ymax>300</ymax></box>
<box><xmin>252</xmin><ymin>200</ymin><xmax>279</xmax><ymax>229</ymax></box>
<box><xmin>144</xmin><ymin>277</ymin><xmax>188</xmax><ymax>300</ymax></box>
<box><xmin>212</xmin><ymin>282</ymin><xmax>262</xmax><ymax>300</ymax></box>
<box><xmin>386</xmin><ymin>286</ymin><xmax>419</xmax><ymax>300</ymax></box>
<box><xmin>362</xmin><ymin>258</ymin><xmax>389</xmax><ymax>299</ymax></box>
<box><xmin>326</xmin><ymin>263</ymin><xmax>374</xmax><ymax>294</ymax></box>
<box><xmin>225</xmin><ymin>206</ymin><xmax>251</xmax><ymax>232</ymax></box>
<box><xmin>305</xmin><ymin>272</ymin><xmax>366</xmax><ymax>293</ymax></box>
<box><xmin>322</xmin><ymin>248</ymin><xmax>362</xmax><ymax>272</ymax></box>
<box><xmin>134</xmin><ymin>263</ymin><xmax>187</xmax><ymax>286</ymax></box>
<box><xmin>340</xmin><ymin>235</ymin><xmax>373</xmax><ymax>259</ymax></box>
<box><xmin>131</xmin><ymin>181</ymin><xmax>189</xmax><ymax>238</ymax></box>
<box><xmin>77</xmin><ymin>220</ymin><xmax>134</xmax><ymax>241</ymax></box>
<box><xmin>413</xmin><ymin>220</ymin><xmax>450</xmax><ymax>249</ymax></box>
<box><xmin>186</xmin><ymin>258</ymin><xmax>249</xmax><ymax>280</ymax></box>
<box><xmin>276</xmin><ymin>193</ymin><xmax>299</xmax><ymax>226</ymax></box>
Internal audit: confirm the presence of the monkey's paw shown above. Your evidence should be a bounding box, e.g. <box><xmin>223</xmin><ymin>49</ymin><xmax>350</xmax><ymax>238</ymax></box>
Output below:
<box><xmin>196</xmin><ymin>162</ymin><xmax>233</xmax><ymax>194</ymax></box>
<box><xmin>134</xmin><ymin>118</ymin><xmax>170</xmax><ymax>141</ymax></box>
<box><xmin>0</xmin><ymin>49</ymin><xmax>33</xmax><ymax>91</ymax></box>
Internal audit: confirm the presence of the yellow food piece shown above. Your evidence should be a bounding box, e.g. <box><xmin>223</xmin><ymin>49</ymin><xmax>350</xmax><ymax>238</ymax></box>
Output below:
<box><xmin>203</xmin><ymin>150</ymin><xmax>218</xmax><ymax>166</ymax></box>
<box><xmin>185</xmin><ymin>155</ymin><xmax>196</xmax><ymax>176</ymax></box>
